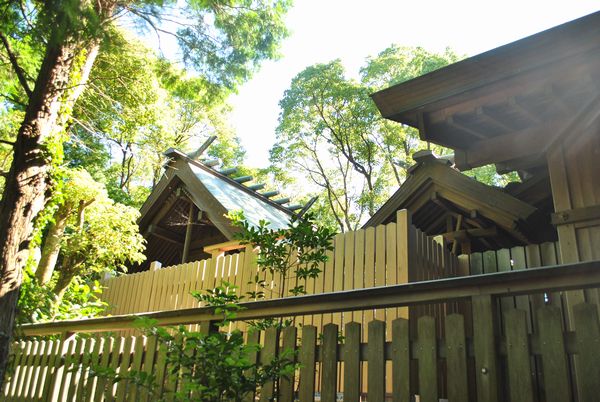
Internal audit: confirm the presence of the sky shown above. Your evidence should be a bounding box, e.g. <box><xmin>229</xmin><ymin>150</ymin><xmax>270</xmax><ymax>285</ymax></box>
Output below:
<box><xmin>228</xmin><ymin>0</ymin><xmax>599</xmax><ymax>167</ymax></box>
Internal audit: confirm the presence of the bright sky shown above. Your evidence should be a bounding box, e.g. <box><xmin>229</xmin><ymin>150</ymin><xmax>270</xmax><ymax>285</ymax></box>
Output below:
<box><xmin>229</xmin><ymin>0</ymin><xmax>599</xmax><ymax>167</ymax></box>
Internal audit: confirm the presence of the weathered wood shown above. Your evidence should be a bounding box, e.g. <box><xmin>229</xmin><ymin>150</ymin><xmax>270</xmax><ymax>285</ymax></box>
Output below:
<box><xmin>104</xmin><ymin>337</ymin><xmax>123</xmax><ymax>402</ymax></box>
<box><xmin>343</xmin><ymin>322</ymin><xmax>361</xmax><ymax>402</ymax></box>
<box><xmin>243</xmin><ymin>330</ymin><xmax>260</xmax><ymax>402</ymax></box>
<box><xmin>536</xmin><ymin>306</ymin><xmax>571</xmax><ymax>402</ymax></box>
<box><xmin>504</xmin><ymin>309</ymin><xmax>534</xmax><ymax>402</ymax></box>
<box><xmin>445</xmin><ymin>314</ymin><xmax>469</xmax><ymax>402</ymax></box>
<box><xmin>115</xmin><ymin>337</ymin><xmax>133</xmax><ymax>401</ymax></box>
<box><xmin>298</xmin><ymin>326</ymin><xmax>316</xmax><ymax>402</ymax></box>
<box><xmin>573</xmin><ymin>303</ymin><xmax>600</xmax><ymax>402</ymax></box>
<box><xmin>368</xmin><ymin>320</ymin><xmax>385</xmax><ymax>402</ymax></box>
<box><xmin>260</xmin><ymin>327</ymin><xmax>278</xmax><ymax>402</ymax></box>
<box><xmin>127</xmin><ymin>336</ymin><xmax>145</xmax><ymax>402</ymax></box>
<box><xmin>391</xmin><ymin>318</ymin><xmax>410</xmax><ymax>402</ymax></box>
<box><xmin>417</xmin><ymin>316</ymin><xmax>437</xmax><ymax>402</ymax></box>
<box><xmin>93</xmin><ymin>337</ymin><xmax>113</xmax><ymax>402</ymax></box>
<box><xmin>321</xmin><ymin>324</ymin><xmax>338</xmax><ymax>402</ymax></box>
<box><xmin>278</xmin><ymin>326</ymin><xmax>297</xmax><ymax>402</ymax></box>
<box><xmin>472</xmin><ymin>295</ymin><xmax>499</xmax><ymax>402</ymax></box>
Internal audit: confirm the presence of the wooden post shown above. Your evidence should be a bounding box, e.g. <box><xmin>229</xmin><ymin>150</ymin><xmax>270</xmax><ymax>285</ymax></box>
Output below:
<box><xmin>182</xmin><ymin>202</ymin><xmax>194</xmax><ymax>263</ymax></box>
<box><xmin>149</xmin><ymin>261</ymin><xmax>162</xmax><ymax>271</ymax></box>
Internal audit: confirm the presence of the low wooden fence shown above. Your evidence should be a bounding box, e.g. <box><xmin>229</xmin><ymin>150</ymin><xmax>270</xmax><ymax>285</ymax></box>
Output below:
<box><xmin>6</xmin><ymin>260</ymin><xmax>600</xmax><ymax>401</ymax></box>
<box><xmin>100</xmin><ymin>210</ymin><xmax>457</xmax><ymax>338</ymax></box>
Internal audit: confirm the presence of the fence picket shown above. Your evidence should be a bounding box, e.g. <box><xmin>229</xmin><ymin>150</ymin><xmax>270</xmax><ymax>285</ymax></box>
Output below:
<box><xmin>536</xmin><ymin>305</ymin><xmax>571</xmax><ymax>402</ymax></box>
<box><xmin>279</xmin><ymin>326</ymin><xmax>297</xmax><ymax>402</ymax></box>
<box><xmin>343</xmin><ymin>322</ymin><xmax>360</xmax><ymax>402</ymax></box>
<box><xmin>299</xmin><ymin>326</ymin><xmax>317</xmax><ymax>402</ymax></box>
<box><xmin>417</xmin><ymin>316</ymin><xmax>437</xmax><ymax>402</ymax></box>
<box><xmin>573</xmin><ymin>303</ymin><xmax>600</xmax><ymax>402</ymax></box>
<box><xmin>445</xmin><ymin>314</ymin><xmax>468</xmax><ymax>402</ymax></box>
<box><xmin>368</xmin><ymin>320</ymin><xmax>385</xmax><ymax>402</ymax></box>
<box><xmin>321</xmin><ymin>323</ymin><xmax>338</xmax><ymax>402</ymax></box>
<box><xmin>504</xmin><ymin>309</ymin><xmax>534</xmax><ymax>402</ymax></box>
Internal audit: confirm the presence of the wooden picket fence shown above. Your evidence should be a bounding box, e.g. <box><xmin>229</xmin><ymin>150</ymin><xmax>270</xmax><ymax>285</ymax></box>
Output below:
<box><xmin>5</xmin><ymin>261</ymin><xmax>600</xmax><ymax>401</ymax></box>
<box><xmin>100</xmin><ymin>210</ymin><xmax>457</xmax><ymax>338</ymax></box>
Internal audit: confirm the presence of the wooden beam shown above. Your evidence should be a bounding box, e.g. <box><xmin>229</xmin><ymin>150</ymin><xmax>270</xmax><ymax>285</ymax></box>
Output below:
<box><xmin>446</xmin><ymin>116</ymin><xmax>488</xmax><ymax>139</ymax></box>
<box><xmin>20</xmin><ymin>260</ymin><xmax>600</xmax><ymax>335</ymax></box>
<box><xmin>146</xmin><ymin>224</ymin><xmax>185</xmax><ymax>244</ymax></box>
<box><xmin>508</xmin><ymin>97</ymin><xmax>542</xmax><ymax>124</ymax></box>
<box><xmin>457</xmin><ymin>117</ymin><xmax>568</xmax><ymax>169</ymax></box>
<box><xmin>182</xmin><ymin>202</ymin><xmax>195</xmax><ymax>263</ymax></box>
<box><xmin>442</xmin><ymin>226</ymin><xmax>498</xmax><ymax>241</ymax></box>
<box><xmin>476</xmin><ymin>107</ymin><xmax>513</xmax><ymax>133</ymax></box>
<box><xmin>551</xmin><ymin>205</ymin><xmax>600</xmax><ymax>226</ymax></box>
<box><xmin>203</xmin><ymin>240</ymin><xmax>244</xmax><ymax>254</ymax></box>
<box><xmin>233</xmin><ymin>175</ymin><xmax>253</xmax><ymax>183</ymax></box>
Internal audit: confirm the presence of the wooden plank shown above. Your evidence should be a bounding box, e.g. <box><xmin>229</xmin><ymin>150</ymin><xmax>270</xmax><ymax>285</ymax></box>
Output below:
<box><xmin>67</xmin><ymin>338</ymin><xmax>86</xmax><ymax>401</ymax></box>
<box><xmin>343</xmin><ymin>230</ymin><xmax>355</xmax><ymax>328</ymax></box>
<box><xmin>386</xmin><ymin>222</ymin><xmax>398</xmax><ymax>333</ymax></box>
<box><xmin>392</xmin><ymin>318</ymin><xmax>410</xmax><ymax>402</ymax></box>
<box><xmin>93</xmin><ymin>337</ymin><xmax>113</xmax><ymax>402</ymax></box>
<box><xmin>43</xmin><ymin>340</ymin><xmax>63</xmax><ymax>402</ymax></box>
<box><xmin>20</xmin><ymin>339</ymin><xmax>38</xmax><ymax>401</ymax></box>
<box><xmin>279</xmin><ymin>326</ymin><xmax>297</xmax><ymax>402</ymax></box>
<box><xmin>55</xmin><ymin>339</ymin><xmax>76</xmax><ymax>402</ymax></box>
<box><xmin>536</xmin><ymin>306</ymin><xmax>571</xmax><ymax>402</ymax></box>
<box><xmin>139</xmin><ymin>336</ymin><xmax>158</xmax><ymax>402</ymax></box>
<box><xmin>321</xmin><ymin>323</ymin><xmax>339</xmax><ymax>402</ymax></box>
<box><xmin>75</xmin><ymin>338</ymin><xmax>93</xmax><ymax>402</ymax></box>
<box><xmin>417</xmin><ymin>316</ymin><xmax>437</xmax><ymax>402</ymax></box>
<box><xmin>126</xmin><ymin>336</ymin><xmax>145</xmax><ymax>402</ymax></box>
<box><xmin>260</xmin><ymin>327</ymin><xmax>278</xmax><ymax>402</ymax></box>
<box><xmin>375</xmin><ymin>225</ymin><xmax>386</xmax><ymax>321</ymax></box>
<box><xmin>445</xmin><ymin>314</ymin><xmax>468</xmax><ymax>402</ymax></box>
<box><xmin>298</xmin><ymin>326</ymin><xmax>317</xmax><ymax>402</ymax></box>
<box><xmin>472</xmin><ymin>295</ymin><xmax>499</xmax><ymax>402</ymax></box>
<box><xmin>243</xmin><ymin>330</ymin><xmax>260</xmax><ymax>402</ymax></box>
<box><xmin>26</xmin><ymin>339</ymin><xmax>45</xmax><ymax>400</ymax></box>
<box><xmin>496</xmin><ymin>248</ymin><xmax>516</xmax><ymax>321</ymax></box>
<box><xmin>322</xmin><ymin>249</ymin><xmax>335</xmax><ymax>327</ymax></box>
<box><xmin>396</xmin><ymin>211</ymin><xmax>411</xmax><ymax>320</ymax></box>
<box><xmin>368</xmin><ymin>320</ymin><xmax>385</xmax><ymax>402</ymax></box>
<box><xmin>153</xmin><ymin>339</ymin><xmax>169</xmax><ymax>399</ymax></box>
<box><xmin>333</xmin><ymin>233</ymin><xmax>345</xmax><ymax>329</ymax></box>
<box><xmin>83</xmin><ymin>337</ymin><xmax>102</xmax><ymax>402</ymax></box>
<box><xmin>364</xmin><ymin>227</ymin><xmax>376</xmax><ymax>327</ymax></box>
<box><xmin>115</xmin><ymin>337</ymin><xmax>134</xmax><ymax>401</ymax></box>
<box><xmin>104</xmin><ymin>337</ymin><xmax>124</xmax><ymax>402</ymax></box>
<box><xmin>573</xmin><ymin>303</ymin><xmax>600</xmax><ymax>402</ymax></box>
<box><xmin>354</xmin><ymin>229</ymin><xmax>365</xmax><ymax>325</ymax></box>
<box><xmin>504</xmin><ymin>309</ymin><xmax>534</xmax><ymax>402</ymax></box>
<box><xmin>31</xmin><ymin>340</ymin><xmax>51</xmax><ymax>401</ymax></box>
<box><xmin>511</xmin><ymin>246</ymin><xmax>534</xmax><ymax>333</ymax></box>
<box><xmin>343</xmin><ymin>322</ymin><xmax>361</xmax><ymax>402</ymax></box>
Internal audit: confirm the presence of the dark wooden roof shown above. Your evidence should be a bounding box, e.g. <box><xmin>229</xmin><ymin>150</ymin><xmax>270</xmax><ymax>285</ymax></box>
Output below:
<box><xmin>363</xmin><ymin>152</ymin><xmax>555</xmax><ymax>251</ymax></box>
<box><xmin>371</xmin><ymin>11</ymin><xmax>600</xmax><ymax>172</ymax></box>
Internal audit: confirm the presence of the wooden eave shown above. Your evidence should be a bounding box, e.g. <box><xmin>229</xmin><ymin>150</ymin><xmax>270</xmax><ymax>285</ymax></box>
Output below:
<box><xmin>363</xmin><ymin>159</ymin><xmax>551</xmax><ymax>247</ymax></box>
<box><xmin>371</xmin><ymin>11</ymin><xmax>600</xmax><ymax>171</ymax></box>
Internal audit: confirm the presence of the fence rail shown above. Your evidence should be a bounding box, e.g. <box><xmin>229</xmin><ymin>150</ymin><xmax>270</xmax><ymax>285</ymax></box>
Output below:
<box><xmin>19</xmin><ymin>260</ymin><xmax>600</xmax><ymax>336</ymax></box>
<box><xmin>6</xmin><ymin>260</ymin><xmax>600</xmax><ymax>401</ymax></box>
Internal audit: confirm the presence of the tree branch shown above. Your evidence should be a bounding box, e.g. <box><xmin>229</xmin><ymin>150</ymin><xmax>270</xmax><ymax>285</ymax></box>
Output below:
<box><xmin>0</xmin><ymin>139</ymin><xmax>15</xmax><ymax>146</ymax></box>
<box><xmin>0</xmin><ymin>32</ymin><xmax>32</xmax><ymax>97</ymax></box>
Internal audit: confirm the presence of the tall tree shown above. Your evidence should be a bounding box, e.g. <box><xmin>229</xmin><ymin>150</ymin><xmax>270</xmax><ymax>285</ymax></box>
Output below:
<box><xmin>0</xmin><ymin>0</ymin><xmax>290</xmax><ymax>384</ymax></box>
<box><xmin>272</xmin><ymin>47</ymin><xmax>461</xmax><ymax>230</ymax></box>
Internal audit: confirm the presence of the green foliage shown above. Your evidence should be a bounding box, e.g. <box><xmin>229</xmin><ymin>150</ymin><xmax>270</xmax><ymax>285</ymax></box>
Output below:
<box><xmin>272</xmin><ymin>48</ymin><xmax>462</xmax><ymax>230</ymax></box>
<box><xmin>93</xmin><ymin>322</ymin><xmax>295</xmax><ymax>402</ymax></box>
<box><xmin>17</xmin><ymin>268</ymin><xmax>107</xmax><ymax>324</ymax></box>
<box><xmin>191</xmin><ymin>282</ymin><xmax>244</xmax><ymax>325</ymax></box>
<box><xmin>229</xmin><ymin>211</ymin><xmax>335</xmax><ymax>297</ymax></box>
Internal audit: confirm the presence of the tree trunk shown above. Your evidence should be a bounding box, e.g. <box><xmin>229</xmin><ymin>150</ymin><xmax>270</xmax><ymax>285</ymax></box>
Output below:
<box><xmin>0</xmin><ymin>29</ymin><xmax>101</xmax><ymax>388</ymax></box>
<box><xmin>35</xmin><ymin>206</ymin><xmax>71</xmax><ymax>284</ymax></box>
